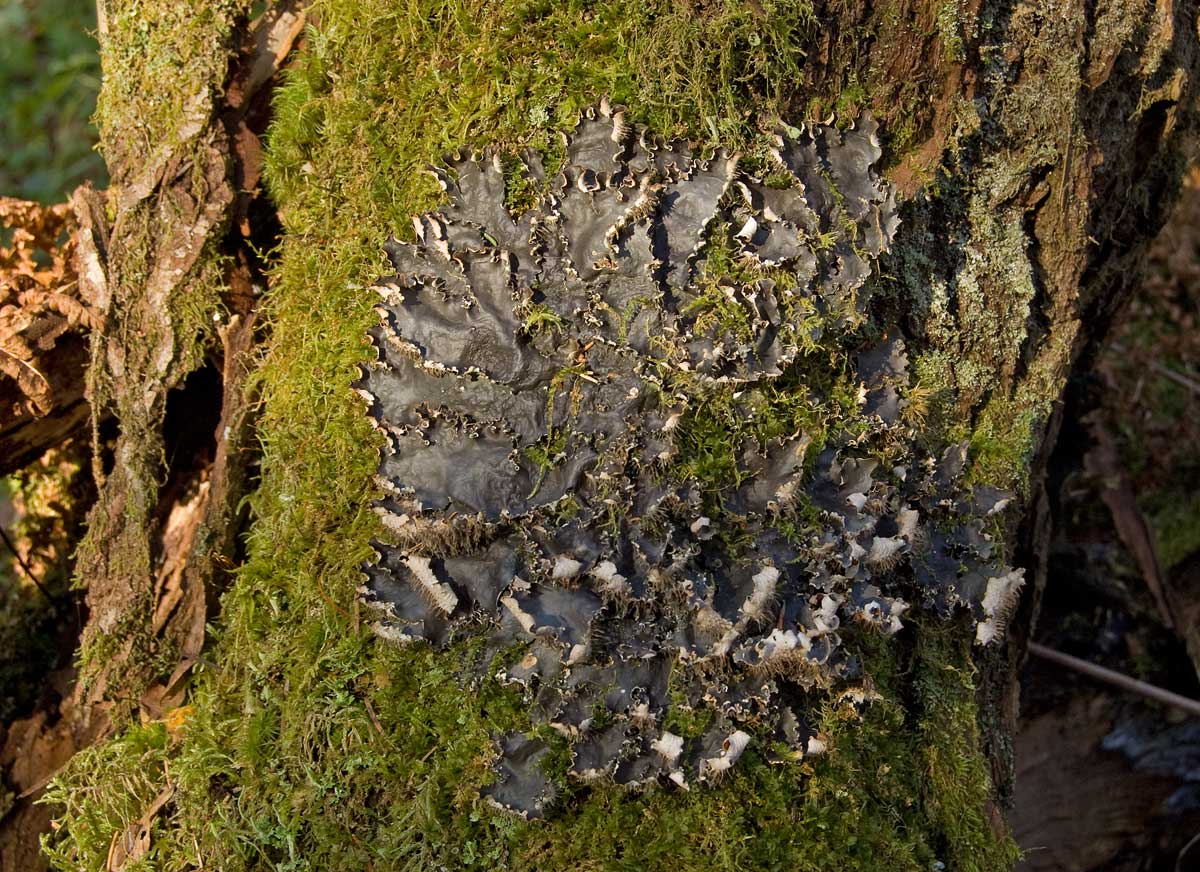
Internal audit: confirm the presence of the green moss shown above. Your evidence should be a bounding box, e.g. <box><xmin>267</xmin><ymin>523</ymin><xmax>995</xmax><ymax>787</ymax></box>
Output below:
<box><xmin>520</xmin><ymin>302</ymin><xmax>566</xmax><ymax>335</ymax></box>
<box><xmin>41</xmin><ymin>722</ymin><xmax>172</xmax><ymax>871</ymax></box>
<box><xmin>262</xmin><ymin>0</ymin><xmax>825</xmax><ymax>223</ymax></box>
<box><xmin>912</xmin><ymin>625</ymin><xmax>1021</xmax><ymax>872</ymax></box>
<box><xmin>966</xmin><ymin>395</ymin><xmax>1041</xmax><ymax>492</ymax></box>
<box><xmin>94</xmin><ymin>0</ymin><xmax>245</xmax><ymax>171</ymax></box>
<box><xmin>663</xmin><ymin>663</ymin><xmax>712</xmax><ymax>741</ymax></box>
<box><xmin>936</xmin><ymin>1</ymin><xmax>967</xmax><ymax>64</ymax></box>
<box><xmin>524</xmin><ymin>428</ymin><xmax>569</xmax><ymax>486</ymax></box>
<box><xmin>1147</xmin><ymin>484</ymin><xmax>1200</xmax><ymax>572</ymax></box>
<box><xmin>43</xmin><ymin>0</ymin><xmax>1020</xmax><ymax>867</ymax></box>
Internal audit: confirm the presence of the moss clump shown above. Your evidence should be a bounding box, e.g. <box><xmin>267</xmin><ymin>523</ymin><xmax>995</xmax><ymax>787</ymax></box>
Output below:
<box><xmin>43</xmin><ymin>0</ymin><xmax>1018</xmax><ymax>867</ymax></box>
<box><xmin>94</xmin><ymin>0</ymin><xmax>246</xmax><ymax>170</ymax></box>
<box><xmin>913</xmin><ymin>626</ymin><xmax>1021</xmax><ymax>872</ymax></box>
<box><xmin>41</xmin><ymin>722</ymin><xmax>173</xmax><ymax>870</ymax></box>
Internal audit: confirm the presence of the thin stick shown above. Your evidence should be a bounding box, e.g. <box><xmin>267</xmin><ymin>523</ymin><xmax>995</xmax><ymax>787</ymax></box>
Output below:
<box><xmin>1028</xmin><ymin>641</ymin><xmax>1200</xmax><ymax>718</ymax></box>
<box><xmin>1108</xmin><ymin>343</ymin><xmax>1200</xmax><ymax>396</ymax></box>
<box><xmin>1150</xmin><ymin>360</ymin><xmax>1200</xmax><ymax>396</ymax></box>
<box><xmin>0</xmin><ymin>523</ymin><xmax>59</xmax><ymax>607</ymax></box>
<box><xmin>1177</xmin><ymin>830</ymin><xmax>1200</xmax><ymax>872</ymax></box>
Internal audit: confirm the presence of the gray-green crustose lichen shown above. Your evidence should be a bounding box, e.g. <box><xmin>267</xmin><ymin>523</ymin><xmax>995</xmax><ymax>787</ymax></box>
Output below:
<box><xmin>354</xmin><ymin>103</ymin><xmax>1024</xmax><ymax>817</ymax></box>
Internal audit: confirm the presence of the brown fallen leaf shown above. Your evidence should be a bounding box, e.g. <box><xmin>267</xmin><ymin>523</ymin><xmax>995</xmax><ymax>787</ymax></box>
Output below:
<box><xmin>1083</xmin><ymin>410</ymin><xmax>1177</xmax><ymax>631</ymax></box>
<box><xmin>0</xmin><ymin>196</ymin><xmax>101</xmax><ymax>476</ymax></box>
<box><xmin>105</xmin><ymin>782</ymin><xmax>174</xmax><ymax>872</ymax></box>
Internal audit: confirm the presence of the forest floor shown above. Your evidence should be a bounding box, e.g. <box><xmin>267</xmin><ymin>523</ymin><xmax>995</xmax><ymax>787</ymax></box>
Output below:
<box><xmin>1010</xmin><ymin>170</ymin><xmax>1200</xmax><ymax>871</ymax></box>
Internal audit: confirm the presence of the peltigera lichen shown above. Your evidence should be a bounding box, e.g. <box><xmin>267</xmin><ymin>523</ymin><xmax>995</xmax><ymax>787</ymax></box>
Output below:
<box><xmin>355</xmin><ymin>102</ymin><xmax>1021</xmax><ymax>816</ymax></box>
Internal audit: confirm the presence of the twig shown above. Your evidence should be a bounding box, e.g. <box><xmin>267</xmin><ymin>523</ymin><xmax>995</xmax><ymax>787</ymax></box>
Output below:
<box><xmin>1177</xmin><ymin>830</ymin><xmax>1200</xmax><ymax>872</ymax></box>
<box><xmin>1109</xmin><ymin>342</ymin><xmax>1200</xmax><ymax>396</ymax></box>
<box><xmin>1150</xmin><ymin>360</ymin><xmax>1200</xmax><ymax>396</ymax></box>
<box><xmin>1028</xmin><ymin>641</ymin><xmax>1200</xmax><ymax>718</ymax></box>
<box><xmin>0</xmin><ymin>522</ymin><xmax>60</xmax><ymax>607</ymax></box>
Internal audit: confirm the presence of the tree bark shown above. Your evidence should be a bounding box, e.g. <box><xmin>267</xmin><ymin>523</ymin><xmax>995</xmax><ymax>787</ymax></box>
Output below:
<box><xmin>4</xmin><ymin>0</ymin><xmax>1198</xmax><ymax>869</ymax></box>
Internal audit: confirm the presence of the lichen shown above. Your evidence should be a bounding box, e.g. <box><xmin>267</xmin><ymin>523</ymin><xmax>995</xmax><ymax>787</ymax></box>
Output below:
<box><xmin>358</xmin><ymin>104</ymin><xmax>1023</xmax><ymax>814</ymax></box>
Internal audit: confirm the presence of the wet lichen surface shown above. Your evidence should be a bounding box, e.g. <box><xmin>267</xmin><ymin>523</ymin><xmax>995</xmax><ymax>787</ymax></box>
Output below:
<box><xmin>358</xmin><ymin>105</ymin><xmax>1023</xmax><ymax>817</ymax></box>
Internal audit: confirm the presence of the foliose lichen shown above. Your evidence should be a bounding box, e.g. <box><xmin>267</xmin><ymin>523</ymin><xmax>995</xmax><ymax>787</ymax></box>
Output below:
<box><xmin>354</xmin><ymin>102</ymin><xmax>1024</xmax><ymax>817</ymax></box>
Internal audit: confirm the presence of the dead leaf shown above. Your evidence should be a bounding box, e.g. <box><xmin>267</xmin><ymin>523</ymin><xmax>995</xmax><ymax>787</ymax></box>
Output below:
<box><xmin>105</xmin><ymin>783</ymin><xmax>174</xmax><ymax>871</ymax></box>
<box><xmin>1083</xmin><ymin>411</ymin><xmax>1176</xmax><ymax>630</ymax></box>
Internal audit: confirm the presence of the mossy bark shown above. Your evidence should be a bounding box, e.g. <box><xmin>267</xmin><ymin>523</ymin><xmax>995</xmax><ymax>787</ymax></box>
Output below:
<box><xmin>25</xmin><ymin>0</ymin><xmax>1200</xmax><ymax>870</ymax></box>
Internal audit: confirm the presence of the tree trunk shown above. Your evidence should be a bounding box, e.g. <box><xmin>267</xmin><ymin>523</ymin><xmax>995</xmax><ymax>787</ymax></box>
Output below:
<box><xmin>4</xmin><ymin>0</ymin><xmax>1197</xmax><ymax>870</ymax></box>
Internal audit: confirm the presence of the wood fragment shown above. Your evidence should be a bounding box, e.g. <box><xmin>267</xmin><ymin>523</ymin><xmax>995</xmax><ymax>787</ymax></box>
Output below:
<box><xmin>1028</xmin><ymin>642</ymin><xmax>1200</xmax><ymax>718</ymax></box>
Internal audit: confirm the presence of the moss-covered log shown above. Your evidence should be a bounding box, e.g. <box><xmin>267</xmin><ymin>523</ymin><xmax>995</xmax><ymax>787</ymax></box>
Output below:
<box><xmin>22</xmin><ymin>0</ymin><xmax>1200</xmax><ymax>870</ymax></box>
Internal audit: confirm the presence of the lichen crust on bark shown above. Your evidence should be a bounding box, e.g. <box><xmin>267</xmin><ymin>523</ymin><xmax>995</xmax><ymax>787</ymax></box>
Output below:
<box><xmin>355</xmin><ymin>103</ymin><xmax>1023</xmax><ymax>817</ymax></box>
